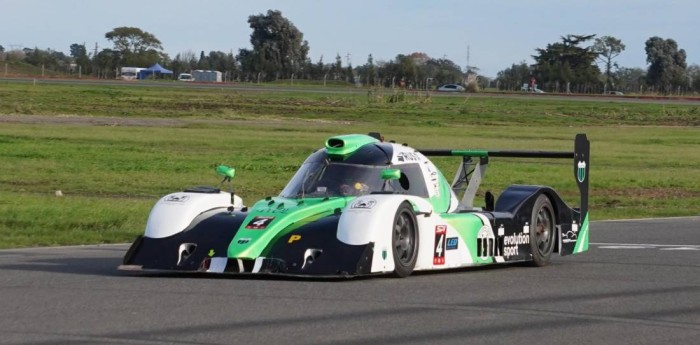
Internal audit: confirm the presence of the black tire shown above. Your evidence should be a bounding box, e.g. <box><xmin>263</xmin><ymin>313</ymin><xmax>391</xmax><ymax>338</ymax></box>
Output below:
<box><xmin>392</xmin><ymin>202</ymin><xmax>419</xmax><ymax>277</ymax></box>
<box><xmin>529</xmin><ymin>194</ymin><xmax>556</xmax><ymax>266</ymax></box>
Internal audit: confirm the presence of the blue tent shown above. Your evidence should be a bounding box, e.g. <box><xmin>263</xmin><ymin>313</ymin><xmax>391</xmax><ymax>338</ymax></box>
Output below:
<box><xmin>138</xmin><ymin>63</ymin><xmax>173</xmax><ymax>79</ymax></box>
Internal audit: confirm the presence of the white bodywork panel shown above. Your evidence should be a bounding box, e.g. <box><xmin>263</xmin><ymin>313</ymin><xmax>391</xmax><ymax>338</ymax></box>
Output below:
<box><xmin>389</xmin><ymin>144</ymin><xmax>459</xmax><ymax>213</ymax></box>
<box><xmin>144</xmin><ymin>191</ymin><xmax>243</xmax><ymax>239</ymax></box>
<box><xmin>338</xmin><ymin>194</ymin><xmax>479</xmax><ymax>274</ymax></box>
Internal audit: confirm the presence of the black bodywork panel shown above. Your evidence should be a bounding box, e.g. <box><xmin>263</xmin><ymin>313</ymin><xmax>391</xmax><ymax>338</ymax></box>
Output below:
<box><xmin>122</xmin><ymin>211</ymin><xmax>374</xmax><ymax>277</ymax></box>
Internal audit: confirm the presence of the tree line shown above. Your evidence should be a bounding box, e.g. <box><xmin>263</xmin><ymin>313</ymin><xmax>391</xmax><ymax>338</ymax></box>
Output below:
<box><xmin>496</xmin><ymin>34</ymin><xmax>698</xmax><ymax>94</ymax></box>
<box><xmin>1</xmin><ymin>9</ymin><xmax>698</xmax><ymax>94</ymax></box>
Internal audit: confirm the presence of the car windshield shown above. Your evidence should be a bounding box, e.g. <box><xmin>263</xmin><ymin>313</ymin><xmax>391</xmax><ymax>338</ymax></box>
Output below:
<box><xmin>280</xmin><ymin>161</ymin><xmax>388</xmax><ymax>198</ymax></box>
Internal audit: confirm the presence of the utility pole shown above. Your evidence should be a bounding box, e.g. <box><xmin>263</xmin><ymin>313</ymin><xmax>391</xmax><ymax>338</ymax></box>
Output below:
<box><xmin>466</xmin><ymin>45</ymin><xmax>470</xmax><ymax>73</ymax></box>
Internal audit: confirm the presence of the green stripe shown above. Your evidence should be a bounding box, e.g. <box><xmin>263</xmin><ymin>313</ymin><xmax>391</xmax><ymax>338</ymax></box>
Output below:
<box><xmin>450</xmin><ymin>150</ymin><xmax>489</xmax><ymax>157</ymax></box>
<box><xmin>441</xmin><ymin>213</ymin><xmax>492</xmax><ymax>264</ymax></box>
<box><xmin>227</xmin><ymin>197</ymin><xmax>350</xmax><ymax>259</ymax></box>
<box><xmin>573</xmin><ymin>213</ymin><xmax>589</xmax><ymax>254</ymax></box>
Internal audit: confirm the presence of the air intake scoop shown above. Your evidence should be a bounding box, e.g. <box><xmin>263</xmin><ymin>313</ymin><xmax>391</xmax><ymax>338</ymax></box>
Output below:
<box><xmin>325</xmin><ymin>134</ymin><xmax>379</xmax><ymax>158</ymax></box>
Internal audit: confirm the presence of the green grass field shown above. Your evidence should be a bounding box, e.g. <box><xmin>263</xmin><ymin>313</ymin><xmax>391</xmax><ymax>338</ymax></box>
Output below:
<box><xmin>1</xmin><ymin>81</ymin><xmax>698</xmax><ymax>248</ymax></box>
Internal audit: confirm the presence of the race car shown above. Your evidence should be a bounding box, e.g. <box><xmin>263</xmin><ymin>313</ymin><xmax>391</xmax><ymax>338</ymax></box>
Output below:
<box><xmin>120</xmin><ymin>133</ymin><xmax>590</xmax><ymax>278</ymax></box>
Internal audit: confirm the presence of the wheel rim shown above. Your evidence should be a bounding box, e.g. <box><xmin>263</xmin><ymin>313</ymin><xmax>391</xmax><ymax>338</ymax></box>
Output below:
<box><xmin>535</xmin><ymin>205</ymin><xmax>554</xmax><ymax>256</ymax></box>
<box><xmin>393</xmin><ymin>210</ymin><xmax>416</xmax><ymax>266</ymax></box>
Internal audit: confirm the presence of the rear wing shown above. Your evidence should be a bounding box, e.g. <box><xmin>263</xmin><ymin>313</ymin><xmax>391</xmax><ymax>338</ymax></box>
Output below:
<box><xmin>419</xmin><ymin>134</ymin><xmax>590</xmax><ymax>223</ymax></box>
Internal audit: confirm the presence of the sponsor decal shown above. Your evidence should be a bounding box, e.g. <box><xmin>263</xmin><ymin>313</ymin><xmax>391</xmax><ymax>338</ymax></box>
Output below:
<box><xmin>382</xmin><ymin>246</ymin><xmax>387</xmax><ymax>260</ymax></box>
<box><xmin>165</xmin><ymin>195</ymin><xmax>189</xmax><ymax>203</ymax></box>
<box><xmin>245</xmin><ymin>216</ymin><xmax>275</xmax><ymax>229</ymax></box>
<box><xmin>350</xmin><ymin>198</ymin><xmax>377</xmax><ymax>209</ymax></box>
<box><xmin>396</xmin><ymin>151</ymin><xmax>421</xmax><ymax>162</ymax></box>
<box><xmin>502</xmin><ymin>232</ymin><xmax>530</xmax><ymax>258</ymax></box>
<box><xmin>562</xmin><ymin>221</ymin><xmax>579</xmax><ymax>243</ymax></box>
<box><xmin>288</xmin><ymin>234</ymin><xmax>302</xmax><ymax>243</ymax></box>
<box><xmin>208</xmin><ymin>249</ymin><xmax>215</xmax><ymax>257</ymax></box>
<box><xmin>433</xmin><ymin>225</ymin><xmax>447</xmax><ymax>265</ymax></box>
<box><xmin>446</xmin><ymin>237</ymin><xmax>458</xmax><ymax>250</ymax></box>
<box><xmin>424</xmin><ymin>162</ymin><xmax>440</xmax><ymax>197</ymax></box>
<box><xmin>256</xmin><ymin>206</ymin><xmax>290</xmax><ymax>214</ymax></box>
<box><xmin>577</xmin><ymin>161</ymin><xmax>587</xmax><ymax>183</ymax></box>
<box><xmin>477</xmin><ymin>225</ymin><xmax>497</xmax><ymax>259</ymax></box>
<box><xmin>237</xmin><ymin>238</ymin><xmax>251</xmax><ymax>244</ymax></box>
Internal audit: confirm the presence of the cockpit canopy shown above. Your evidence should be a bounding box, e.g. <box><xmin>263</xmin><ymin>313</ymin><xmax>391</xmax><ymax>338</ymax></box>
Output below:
<box><xmin>279</xmin><ymin>145</ymin><xmax>429</xmax><ymax>199</ymax></box>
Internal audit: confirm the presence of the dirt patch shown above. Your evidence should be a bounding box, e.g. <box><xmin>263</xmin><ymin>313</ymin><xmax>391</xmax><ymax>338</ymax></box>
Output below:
<box><xmin>0</xmin><ymin>114</ymin><xmax>185</xmax><ymax>127</ymax></box>
<box><xmin>0</xmin><ymin>114</ymin><xmax>354</xmax><ymax>128</ymax></box>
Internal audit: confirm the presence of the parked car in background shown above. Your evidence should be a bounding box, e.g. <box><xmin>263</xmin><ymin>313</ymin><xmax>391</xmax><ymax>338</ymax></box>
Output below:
<box><xmin>437</xmin><ymin>84</ymin><xmax>465</xmax><ymax>92</ymax></box>
<box><xmin>520</xmin><ymin>84</ymin><xmax>545</xmax><ymax>93</ymax></box>
<box><xmin>606</xmin><ymin>91</ymin><xmax>624</xmax><ymax>96</ymax></box>
<box><xmin>177</xmin><ymin>73</ymin><xmax>194</xmax><ymax>82</ymax></box>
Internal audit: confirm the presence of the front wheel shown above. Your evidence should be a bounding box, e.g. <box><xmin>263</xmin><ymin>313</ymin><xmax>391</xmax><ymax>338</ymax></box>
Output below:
<box><xmin>392</xmin><ymin>202</ymin><xmax>419</xmax><ymax>277</ymax></box>
<box><xmin>529</xmin><ymin>195</ymin><xmax>556</xmax><ymax>266</ymax></box>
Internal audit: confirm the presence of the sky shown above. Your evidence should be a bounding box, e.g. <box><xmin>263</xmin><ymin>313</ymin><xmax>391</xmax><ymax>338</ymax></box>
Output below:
<box><xmin>2</xmin><ymin>0</ymin><xmax>699</xmax><ymax>77</ymax></box>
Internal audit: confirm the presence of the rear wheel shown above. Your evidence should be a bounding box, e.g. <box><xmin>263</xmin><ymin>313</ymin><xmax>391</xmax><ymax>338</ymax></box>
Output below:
<box><xmin>530</xmin><ymin>195</ymin><xmax>555</xmax><ymax>266</ymax></box>
<box><xmin>392</xmin><ymin>202</ymin><xmax>419</xmax><ymax>277</ymax></box>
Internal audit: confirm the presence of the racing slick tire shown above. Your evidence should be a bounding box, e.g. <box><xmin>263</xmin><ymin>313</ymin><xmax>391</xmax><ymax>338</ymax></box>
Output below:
<box><xmin>529</xmin><ymin>194</ymin><xmax>556</xmax><ymax>266</ymax></box>
<box><xmin>392</xmin><ymin>201</ymin><xmax>419</xmax><ymax>277</ymax></box>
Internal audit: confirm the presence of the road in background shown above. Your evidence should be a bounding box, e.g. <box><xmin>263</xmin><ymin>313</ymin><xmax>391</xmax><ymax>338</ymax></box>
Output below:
<box><xmin>1</xmin><ymin>217</ymin><xmax>698</xmax><ymax>344</ymax></box>
<box><xmin>2</xmin><ymin>77</ymin><xmax>700</xmax><ymax>105</ymax></box>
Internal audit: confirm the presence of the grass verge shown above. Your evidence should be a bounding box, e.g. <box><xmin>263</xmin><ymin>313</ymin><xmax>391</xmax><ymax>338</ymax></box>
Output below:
<box><xmin>0</xmin><ymin>82</ymin><xmax>698</xmax><ymax>248</ymax></box>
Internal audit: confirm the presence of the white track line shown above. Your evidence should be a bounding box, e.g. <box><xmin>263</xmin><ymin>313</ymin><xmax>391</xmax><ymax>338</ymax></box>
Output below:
<box><xmin>591</xmin><ymin>243</ymin><xmax>700</xmax><ymax>247</ymax></box>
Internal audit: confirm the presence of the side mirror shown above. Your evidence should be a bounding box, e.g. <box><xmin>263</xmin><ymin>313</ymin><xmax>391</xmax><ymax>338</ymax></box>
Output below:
<box><xmin>381</xmin><ymin>168</ymin><xmax>401</xmax><ymax>180</ymax></box>
<box><xmin>216</xmin><ymin>165</ymin><xmax>237</xmax><ymax>205</ymax></box>
<box><xmin>216</xmin><ymin>165</ymin><xmax>236</xmax><ymax>180</ymax></box>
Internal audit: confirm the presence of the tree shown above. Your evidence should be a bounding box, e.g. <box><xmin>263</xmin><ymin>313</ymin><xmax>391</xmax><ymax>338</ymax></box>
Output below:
<box><xmin>645</xmin><ymin>36</ymin><xmax>687</xmax><ymax>94</ymax></box>
<box><xmin>496</xmin><ymin>62</ymin><xmax>533</xmax><ymax>91</ymax></box>
<box><xmin>345</xmin><ymin>63</ymin><xmax>353</xmax><ymax>83</ymax></box>
<box><xmin>592</xmin><ymin>36</ymin><xmax>625</xmax><ymax>91</ymax></box>
<box><xmin>197</xmin><ymin>50</ymin><xmax>210</xmax><ymax>70</ymax></box>
<box><xmin>371</xmin><ymin>53</ymin><xmax>464</xmax><ymax>89</ymax></box>
<box><xmin>105</xmin><ymin>26</ymin><xmax>163</xmax><ymax>66</ymax></box>
<box><xmin>309</xmin><ymin>55</ymin><xmax>325</xmax><ymax>80</ymax></box>
<box><xmin>0</xmin><ymin>45</ymin><xmax>4</xmax><ymax>53</ymax></box>
<box><xmin>93</xmin><ymin>48</ymin><xmax>121</xmax><ymax>78</ymax></box>
<box><xmin>532</xmin><ymin>34</ymin><xmax>601</xmax><ymax>93</ymax></box>
<box><xmin>23</xmin><ymin>47</ymin><xmax>70</xmax><ymax>72</ymax></box>
<box><xmin>426</xmin><ymin>58</ymin><xmax>463</xmax><ymax>86</ymax></box>
<box><xmin>241</xmin><ymin>10</ymin><xmax>309</xmax><ymax>80</ymax></box>
<box><xmin>333</xmin><ymin>53</ymin><xmax>343</xmax><ymax>80</ymax></box>
<box><xmin>688</xmin><ymin>64</ymin><xmax>700</xmax><ymax>93</ymax></box>
<box><xmin>614</xmin><ymin>67</ymin><xmax>646</xmax><ymax>93</ymax></box>
<box><xmin>365</xmin><ymin>54</ymin><xmax>376</xmax><ymax>86</ymax></box>
<box><xmin>69</xmin><ymin>43</ymin><xmax>91</xmax><ymax>74</ymax></box>
<box><xmin>208</xmin><ymin>50</ymin><xmax>237</xmax><ymax>81</ymax></box>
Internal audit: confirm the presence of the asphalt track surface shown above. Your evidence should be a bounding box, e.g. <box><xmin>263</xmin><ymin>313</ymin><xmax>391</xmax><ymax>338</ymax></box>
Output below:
<box><xmin>1</xmin><ymin>217</ymin><xmax>698</xmax><ymax>344</ymax></box>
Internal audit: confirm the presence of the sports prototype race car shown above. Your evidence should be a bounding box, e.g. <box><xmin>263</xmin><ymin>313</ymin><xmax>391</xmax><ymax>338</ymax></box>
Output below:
<box><xmin>120</xmin><ymin>133</ymin><xmax>590</xmax><ymax>278</ymax></box>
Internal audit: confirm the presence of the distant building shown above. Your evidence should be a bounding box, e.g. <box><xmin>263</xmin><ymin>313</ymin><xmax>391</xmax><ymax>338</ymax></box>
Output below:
<box><xmin>120</xmin><ymin>67</ymin><xmax>145</xmax><ymax>80</ymax></box>
<box><xmin>193</xmin><ymin>70</ymin><xmax>222</xmax><ymax>83</ymax></box>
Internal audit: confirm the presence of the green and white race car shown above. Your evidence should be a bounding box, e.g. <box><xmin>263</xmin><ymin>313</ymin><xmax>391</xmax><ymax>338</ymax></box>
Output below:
<box><xmin>120</xmin><ymin>133</ymin><xmax>590</xmax><ymax>277</ymax></box>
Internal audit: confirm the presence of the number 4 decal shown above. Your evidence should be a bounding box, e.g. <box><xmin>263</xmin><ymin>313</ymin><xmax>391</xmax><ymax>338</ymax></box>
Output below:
<box><xmin>245</xmin><ymin>216</ymin><xmax>275</xmax><ymax>229</ymax></box>
<box><xmin>434</xmin><ymin>225</ymin><xmax>447</xmax><ymax>265</ymax></box>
